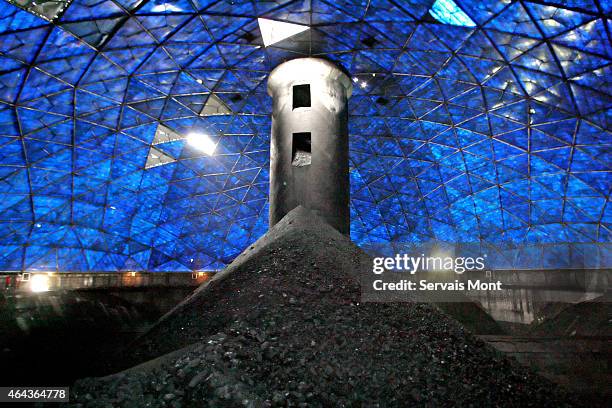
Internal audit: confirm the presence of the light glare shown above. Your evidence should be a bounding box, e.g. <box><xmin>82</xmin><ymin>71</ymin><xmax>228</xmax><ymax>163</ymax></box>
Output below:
<box><xmin>151</xmin><ymin>3</ymin><xmax>183</xmax><ymax>12</ymax></box>
<box><xmin>30</xmin><ymin>274</ymin><xmax>50</xmax><ymax>293</ymax></box>
<box><xmin>187</xmin><ymin>132</ymin><xmax>217</xmax><ymax>155</ymax></box>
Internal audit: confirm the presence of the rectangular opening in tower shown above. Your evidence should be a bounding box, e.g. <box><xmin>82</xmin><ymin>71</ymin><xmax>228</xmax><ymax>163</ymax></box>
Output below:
<box><xmin>292</xmin><ymin>132</ymin><xmax>311</xmax><ymax>167</ymax></box>
<box><xmin>292</xmin><ymin>84</ymin><xmax>311</xmax><ymax>109</ymax></box>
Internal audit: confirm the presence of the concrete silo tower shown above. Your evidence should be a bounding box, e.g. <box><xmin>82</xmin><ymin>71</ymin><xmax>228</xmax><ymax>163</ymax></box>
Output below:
<box><xmin>267</xmin><ymin>58</ymin><xmax>353</xmax><ymax>234</ymax></box>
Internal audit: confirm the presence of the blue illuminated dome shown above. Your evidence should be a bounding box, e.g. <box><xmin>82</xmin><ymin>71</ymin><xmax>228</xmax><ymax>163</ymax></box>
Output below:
<box><xmin>0</xmin><ymin>0</ymin><xmax>609</xmax><ymax>272</ymax></box>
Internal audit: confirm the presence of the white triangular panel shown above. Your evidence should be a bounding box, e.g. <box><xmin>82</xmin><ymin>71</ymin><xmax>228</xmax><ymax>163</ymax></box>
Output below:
<box><xmin>145</xmin><ymin>147</ymin><xmax>176</xmax><ymax>169</ymax></box>
<box><xmin>257</xmin><ymin>18</ymin><xmax>310</xmax><ymax>47</ymax></box>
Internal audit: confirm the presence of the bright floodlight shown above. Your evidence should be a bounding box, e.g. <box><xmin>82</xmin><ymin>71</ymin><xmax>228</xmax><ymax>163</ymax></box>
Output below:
<box><xmin>30</xmin><ymin>274</ymin><xmax>50</xmax><ymax>293</ymax></box>
<box><xmin>187</xmin><ymin>132</ymin><xmax>217</xmax><ymax>155</ymax></box>
<box><xmin>257</xmin><ymin>18</ymin><xmax>309</xmax><ymax>47</ymax></box>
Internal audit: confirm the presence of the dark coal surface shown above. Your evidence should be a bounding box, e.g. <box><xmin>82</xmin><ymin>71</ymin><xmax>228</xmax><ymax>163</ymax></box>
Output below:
<box><xmin>0</xmin><ymin>289</ymin><xmax>153</xmax><ymax>386</ymax></box>
<box><xmin>530</xmin><ymin>293</ymin><xmax>611</xmax><ymax>337</ymax></box>
<box><xmin>67</xmin><ymin>207</ymin><xmax>577</xmax><ymax>407</ymax></box>
<box><xmin>433</xmin><ymin>301</ymin><xmax>505</xmax><ymax>335</ymax></box>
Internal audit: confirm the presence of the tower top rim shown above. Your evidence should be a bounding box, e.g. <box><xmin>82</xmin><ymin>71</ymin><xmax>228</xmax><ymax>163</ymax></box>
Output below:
<box><xmin>267</xmin><ymin>58</ymin><xmax>353</xmax><ymax>98</ymax></box>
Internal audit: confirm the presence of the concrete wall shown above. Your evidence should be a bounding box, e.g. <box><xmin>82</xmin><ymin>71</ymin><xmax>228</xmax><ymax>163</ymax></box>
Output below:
<box><xmin>462</xmin><ymin>269</ymin><xmax>610</xmax><ymax>291</ymax></box>
<box><xmin>267</xmin><ymin>58</ymin><xmax>352</xmax><ymax>234</ymax></box>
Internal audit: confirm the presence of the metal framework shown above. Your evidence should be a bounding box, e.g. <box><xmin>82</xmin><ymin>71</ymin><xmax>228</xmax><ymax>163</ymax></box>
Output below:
<box><xmin>0</xmin><ymin>0</ymin><xmax>609</xmax><ymax>272</ymax></box>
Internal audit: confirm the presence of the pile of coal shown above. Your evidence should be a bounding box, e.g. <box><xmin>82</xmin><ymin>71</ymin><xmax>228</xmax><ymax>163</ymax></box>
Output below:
<box><xmin>530</xmin><ymin>293</ymin><xmax>611</xmax><ymax>337</ymax></box>
<box><xmin>67</xmin><ymin>207</ymin><xmax>576</xmax><ymax>407</ymax></box>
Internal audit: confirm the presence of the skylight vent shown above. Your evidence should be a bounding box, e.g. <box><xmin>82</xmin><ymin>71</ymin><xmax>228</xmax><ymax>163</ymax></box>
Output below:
<box><xmin>240</xmin><ymin>31</ymin><xmax>257</xmax><ymax>43</ymax></box>
<box><xmin>360</xmin><ymin>36</ymin><xmax>378</xmax><ymax>47</ymax></box>
<box><xmin>7</xmin><ymin>0</ymin><xmax>72</xmax><ymax>22</ymax></box>
<box><xmin>429</xmin><ymin>0</ymin><xmax>476</xmax><ymax>27</ymax></box>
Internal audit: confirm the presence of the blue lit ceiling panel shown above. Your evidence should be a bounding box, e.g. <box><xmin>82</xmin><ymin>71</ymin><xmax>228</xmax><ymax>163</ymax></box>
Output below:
<box><xmin>0</xmin><ymin>0</ymin><xmax>609</xmax><ymax>272</ymax></box>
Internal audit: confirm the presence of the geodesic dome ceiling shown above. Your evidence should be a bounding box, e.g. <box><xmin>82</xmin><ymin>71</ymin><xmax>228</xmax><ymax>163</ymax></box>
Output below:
<box><xmin>0</xmin><ymin>0</ymin><xmax>610</xmax><ymax>272</ymax></box>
